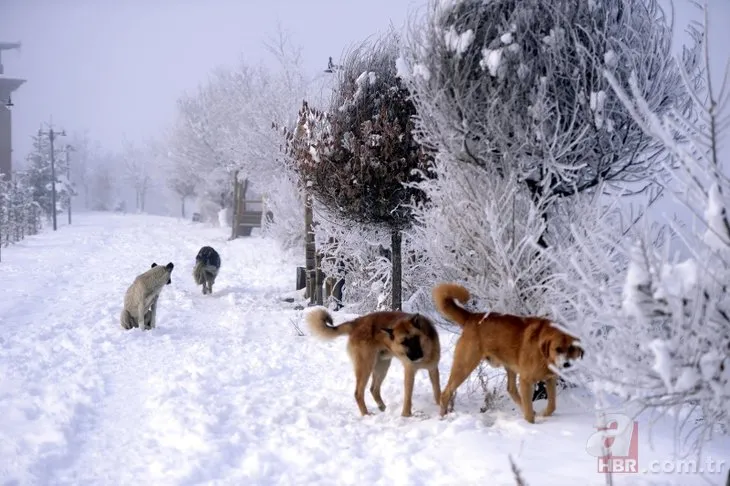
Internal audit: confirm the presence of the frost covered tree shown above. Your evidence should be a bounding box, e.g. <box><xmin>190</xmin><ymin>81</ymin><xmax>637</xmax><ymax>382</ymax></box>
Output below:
<box><xmin>555</xmin><ymin>4</ymin><xmax>728</xmax><ymax>452</ymax></box>
<box><xmin>88</xmin><ymin>151</ymin><xmax>121</xmax><ymax>211</ymax></box>
<box><xmin>67</xmin><ymin>132</ymin><xmax>100</xmax><ymax>211</ymax></box>
<box><xmin>25</xmin><ymin>131</ymin><xmax>69</xmax><ymax>219</ymax></box>
<box><xmin>296</xmin><ymin>31</ymin><xmax>432</xmax><ymax>310</ymax></box>
<box><xmin>121</xmin><ymin>139</ymin><xmax>154</xmax><ymax>213</ymax></box>
<box><xmin>166</xmin><ymin>154</ymin><xmax>199</xmax><ymax>218</ymax></box>
<box><xmin>403</xmin><ymin>0</ymin><xmax>695</xmax><ymax>217</ymax></box>
<box><xmin>168</xmin><ymin>30</ymin><xmax>316</xmax><ymax>232</ymax></box>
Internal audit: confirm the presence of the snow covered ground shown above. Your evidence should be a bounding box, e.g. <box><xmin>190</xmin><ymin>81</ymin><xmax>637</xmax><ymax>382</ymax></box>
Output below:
<box><xmin>1</xmin><ymin>212</ymin><xmax>728</xmax><ymax>486</ymax></box>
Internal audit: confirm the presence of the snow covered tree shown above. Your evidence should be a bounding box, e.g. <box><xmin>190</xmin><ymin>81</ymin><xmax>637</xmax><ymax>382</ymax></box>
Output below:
<box><xmin>25</xmin><ymin>131</ymin><xmax>69</xmax><ymax>219</ymax></box>
<box><xmin>121</xmin><ymin>139</ymin><xmax>154</xmax><ymax>213</ymax></box>
<box><xmin>166</xmin><ymin>154</ymin><xmax>198</xmax><ymax>218</ymax></box>
<box><xmin>554</xmin><ymin>4</ymin><xmax>728</xmax><ymax>452</ymax></box>
<box><xmin>297</xmin><ymin>31</ymin><xmax>432</xmax><ymax>310</ymax></box>
<box><xmin>67</xmin><ymin>131</ymin><xmax>100</xmax><ymax>211</ymax></box>
<box><xmin>401</xmin><ymin>0</ymin><xmax>697</xmax><ymax>249</ymax></box>
<box><xmin>87</xmin><ymin>151</ymin><xmax>121</xmax><ymax>211</ymax></box>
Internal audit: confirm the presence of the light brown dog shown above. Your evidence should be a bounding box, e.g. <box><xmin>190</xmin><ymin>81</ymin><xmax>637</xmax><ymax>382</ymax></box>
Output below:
<box><xmin>433</xmin><ymin>283</ymin><xmax>583</xmax><ymax>423</ymax></box>
<box><xmin>306</xmin><ymin>307</ymin><xmax>441</xmax><ymax>417</ymax></box>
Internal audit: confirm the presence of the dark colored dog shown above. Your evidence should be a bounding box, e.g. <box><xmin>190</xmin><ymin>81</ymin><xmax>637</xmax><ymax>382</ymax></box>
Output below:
<box><xmin>193</xmin><ymin>246</ymin><xmax>221</xmax><ymax>295</ymax></box>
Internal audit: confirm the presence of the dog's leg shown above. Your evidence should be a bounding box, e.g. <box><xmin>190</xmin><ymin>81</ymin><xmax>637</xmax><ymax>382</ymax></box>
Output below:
<box><xmin>137</xmin><ymin>303</ymin><xmax>147</xmax><ymax>331</ymax></box>
<box><xmin>401</xmin><ymin>364</ymin><xmax>417</xmax><ymax>417</ymax></box>
<box><xmin>369</xmin><ymin>356</ymin><xmax>391</xmax><ymax>412</ymax></box>
<box><xmin>148</xmin><ymin>295</ymin><xmax>159</xmax><ymax>329</ymax></box>
<box><xmin>352</xmin><ymin>353</ymin><xmax>375</xmax><ymax>416</ymax></box>
<box><xmin>439</xmin><ymin>337</ymin><xmax>482</xmax><ymax>416</ymax></box>
<box><xmin>519</xmin><ymin>377</ymin><xmax>537</xmax><ymax>424</ymax></box>
<box><xmin>506</xmin><ymin>369</ymin><xmax>522</xmax><ymax>406</ymax></box>
<box><xmin>540</xmin><ymin>376</ymin><xmax>557</xmax><ymax>417</ymax></box>
<box><xmin>428</xmin><ymin>366</ymin><xmax>441</xmax><ymax>406</ymax></box>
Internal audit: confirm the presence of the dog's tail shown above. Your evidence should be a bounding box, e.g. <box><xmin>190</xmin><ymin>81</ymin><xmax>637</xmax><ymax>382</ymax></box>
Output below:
<box><xmin>192</xmin><ymin>261</ymin><xmax>206</xmax><ymax>285</ymax></box>
<box><xmin>306</xmin><ymin>307</ymin><xmax>354</xmax><ymax>340</ymax></box>
<box><xmin>432</xmin><ymin>282</ymin><xmax>477</xmax><ymax>327</ymax></box>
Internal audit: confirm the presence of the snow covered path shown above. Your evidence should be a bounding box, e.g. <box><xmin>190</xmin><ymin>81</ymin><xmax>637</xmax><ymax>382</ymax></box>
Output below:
<box><xmin>1</xmin><ymin>213</ymin><xmax>728</xmax><ymax>485</ymax></box>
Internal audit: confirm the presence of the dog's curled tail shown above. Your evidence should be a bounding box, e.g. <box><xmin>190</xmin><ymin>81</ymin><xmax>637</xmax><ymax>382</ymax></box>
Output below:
<box><xmin>306</xmin><ymin>307</ymin><xmax>354</xmax><ymax>339</ymax></box>
<box><xmin>192</xmin><ymin>261</ymin><xmax>204</xmax><ymax>285</ymax></box>
<box><xmin>432</xmin><ymin>282</ymin><xmax>475</xmax><ymax>327</ymax></box>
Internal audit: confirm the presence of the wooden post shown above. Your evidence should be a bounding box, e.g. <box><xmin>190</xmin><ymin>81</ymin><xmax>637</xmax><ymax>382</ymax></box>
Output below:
<box><xmin>315</xmin><ymin>251</ymin><xmax>324</xmax><ymax>306</ymax></box>
<box><xmin>230</xmin><ymin>170</ymin><xmax>239</xmax><ymax>240</ymax></box>
<box><xmin>391</xmin><ymin>228</ymin><xmax>402</xmax><ymax>311</ymax></box>
<box><xmin>304</xmin><ymin>192</ymin><xmax>316</xmax><ymax>302</ymax></box>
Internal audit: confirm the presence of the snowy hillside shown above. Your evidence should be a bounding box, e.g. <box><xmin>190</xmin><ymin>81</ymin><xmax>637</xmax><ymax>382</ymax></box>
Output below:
<box><xmin>1</xmin><ymin>213</ymin><xmax>728</xmax><ymax>485</ymax></box>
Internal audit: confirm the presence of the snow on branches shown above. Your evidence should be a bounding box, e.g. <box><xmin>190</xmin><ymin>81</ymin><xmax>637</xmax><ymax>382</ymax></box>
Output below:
<box><xmin>553</xmin><ymin>2</ymin><xmax>729</xmax><ymax>450</ymax></box>
<box><xmin>402</xmin><ymin>0</ymin><xmax>696</xmax><ymax>199</ymax></box>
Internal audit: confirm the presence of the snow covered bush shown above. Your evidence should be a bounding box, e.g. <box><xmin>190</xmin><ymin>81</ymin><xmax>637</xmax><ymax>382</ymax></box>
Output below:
<box><xmin>553</xmin><ymin>6</ymin><xmax>727</xmax><ymax>450</ymax></box>
<box><xmin>313</xmin><ymin>201</ymin><xmax>433</xmax><ymax>313</ymax></box>
<box><xmin>293</xmin><ymin>31</ymin><xmax>432</xmax><ymax>310</ymax></box>
<box><xmin>0</xmin><ymin>172</ymin><xmax>42</xmax><ymax>253</ymax></box>
<box><xmin>408</xmin><ymin>158</ymin><xmax>554</xmax><ymax>316</ymax></box>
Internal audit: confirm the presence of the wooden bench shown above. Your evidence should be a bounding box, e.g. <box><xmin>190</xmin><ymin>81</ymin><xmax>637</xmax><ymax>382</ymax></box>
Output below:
<box><xmin>235</xmin><ymin>211</ymin><xmax>263</xmax><ymax>237</ymax></box>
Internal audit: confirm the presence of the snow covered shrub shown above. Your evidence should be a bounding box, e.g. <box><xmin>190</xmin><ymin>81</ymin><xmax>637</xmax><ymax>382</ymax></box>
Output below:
<box><xmin>313</xmin><ymin>202</ymin><xmax>433</xmax><ymax>313</ymax></box>
<box><xmin>293</xmin><ymin>31</ymin><xmax>433</xmax><ymax>310</ymax></box>
<box><xmin>0</xmin><ymin>173</ymin><xmax>42</xmax><ymax>251</ymax></box>
<box><xmin>553</xmin><ymin>7</ymin><xmax>727</xmax><ymax>450</ymax></box>
<box><xmin>408</xmin><ymin>159</ymin><xmax>554</xmax><ymax>316</ymax></box>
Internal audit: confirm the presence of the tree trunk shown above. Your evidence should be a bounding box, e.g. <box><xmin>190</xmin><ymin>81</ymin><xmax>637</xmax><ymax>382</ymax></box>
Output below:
<box><xmin>304</xmin><ymin>192</ymin><xmax>316</xmax><ymax>303</ymax></box>
<box><xmin>181</xmin><ymin>197</ymin><xmax>186</xmax><ymax>218</ymax></box>
<box><xmin>391</xmin><ymin>228</ymin><xmax>402</xmax><ymax>311</ymax></box>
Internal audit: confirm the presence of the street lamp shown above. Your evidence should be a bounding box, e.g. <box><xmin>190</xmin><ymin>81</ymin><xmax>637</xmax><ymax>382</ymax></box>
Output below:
<box><xmin>324</xmin><ymin>56</ymin><xmax>341</xmax><ymax>74</ymax></box>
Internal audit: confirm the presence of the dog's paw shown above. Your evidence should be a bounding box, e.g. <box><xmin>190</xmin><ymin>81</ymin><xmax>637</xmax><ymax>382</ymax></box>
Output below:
<box><xmin>539</xmin><ymin>408</ymin><xmax>556</xmax><ymax>417</ymax></box>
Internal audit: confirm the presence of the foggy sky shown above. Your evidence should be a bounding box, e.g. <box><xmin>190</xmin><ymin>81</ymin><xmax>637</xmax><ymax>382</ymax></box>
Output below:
<box><xmin>1</xmin><ymin>0</ymin><xmax>728</xmax><ymax>166</ymax></box>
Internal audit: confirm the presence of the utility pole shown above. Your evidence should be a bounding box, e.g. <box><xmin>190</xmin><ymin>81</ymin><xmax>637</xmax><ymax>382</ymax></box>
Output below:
<box><xmin>65</xmin><ymin>144</ymin><xmax>74</xmax><ymax>225</ymax></box>
<box><xmin>38</xmin><ymin>125</ymin><xmax>65</xmax><ymax>231</ymax></box>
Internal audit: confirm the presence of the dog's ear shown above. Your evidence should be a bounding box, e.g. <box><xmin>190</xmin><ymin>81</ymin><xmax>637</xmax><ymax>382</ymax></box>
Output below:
<box><xmin>409</xmin><ymin>314</ymin><xmax>422</xmax><ymax>330</ymax></box>
<box><xmin>166</xmin><ymin>262</ymin><xmax>174</xmax><ymax>271</ymax></box>
<box><xmin>151</xmin><ymin>263</ymin><xmax>158</xmax><ymax>268</ymax></box>
<box><xmin>381</xmin><ymin>328</ymin><xmax>395</xmax><ymax>340</ymax></box>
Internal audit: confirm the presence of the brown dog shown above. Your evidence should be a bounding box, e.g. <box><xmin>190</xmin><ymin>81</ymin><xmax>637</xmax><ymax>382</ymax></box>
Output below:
<box><xmin>433</xmin><ymin>283</ymin><xmax>582</xmax><ymax>423</ymax></box>
<box><xmin>306</xmin><ymin>307</ymin><xmax>441</xmax><ymax>417</ymax></box>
